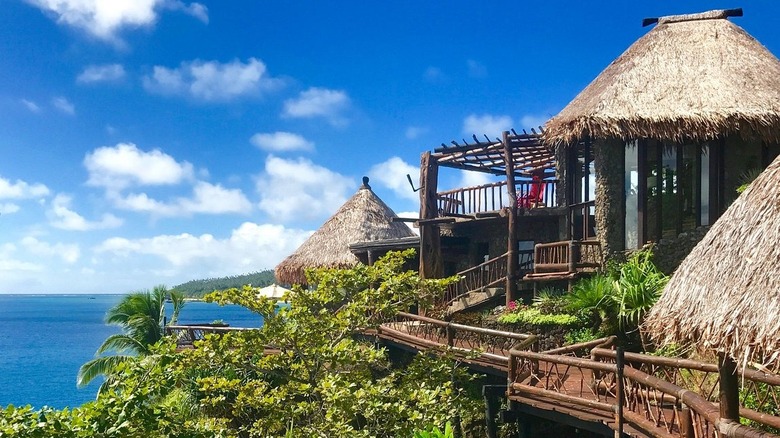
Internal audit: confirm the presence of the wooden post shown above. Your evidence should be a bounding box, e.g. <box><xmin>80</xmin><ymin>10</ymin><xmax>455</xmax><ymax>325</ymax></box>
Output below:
<box><xmin>503</xmin><ymin>131</ymin><xmax>518</xmax><ymax>306</ymax></box>
<box><xmin>446</xmin><ymin>322</ymin><xmax>455</xmax><ymax>348</ymax></box>
<box><xmin>680</xmin><ymin>405</ymin><xmax>694</xmax><ymax>438</ymax></box>
<box><xmin>615</xmin><ymin>347</ymin><xmax>625</xmax><ymax>438</ymax></box>
<box><xmin>719</xmin><ymin>352</ymin><xmax>740</xmax><ymax>422</ymax></box>
<box><xmin>419</xmin><ymin>152</ymin><xmax>442</xmax><ymax>279</ymax></box>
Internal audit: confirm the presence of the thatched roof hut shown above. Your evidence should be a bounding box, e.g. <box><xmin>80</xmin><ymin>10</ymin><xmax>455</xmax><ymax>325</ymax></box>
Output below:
<box><xmin>274</xmin><ymin>177</ymin><xmax>416</xmax><ymax>285</ymax></box>
<box><xmin>543</xmin><ymin>9</ymin><xmax>780</xmax><ymax>146</ymax></box>
<box><xmin>644</xmin><ymin>154</ymin><xmax>780</xmax><ymax>369</ymax></box>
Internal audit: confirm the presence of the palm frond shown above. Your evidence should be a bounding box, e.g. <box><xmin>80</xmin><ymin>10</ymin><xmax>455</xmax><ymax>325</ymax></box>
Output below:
<box><xmin>77</xmin><ymin>355</ymin><xmax>132</xmax><ymax>387</ymax></box>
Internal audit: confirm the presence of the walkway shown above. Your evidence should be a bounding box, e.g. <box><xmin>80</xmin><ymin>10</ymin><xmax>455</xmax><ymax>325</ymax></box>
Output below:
<box><xmin>167</xmin><ymin>314</ymin><xmax>780</xmax><ymax>438</ymax></box>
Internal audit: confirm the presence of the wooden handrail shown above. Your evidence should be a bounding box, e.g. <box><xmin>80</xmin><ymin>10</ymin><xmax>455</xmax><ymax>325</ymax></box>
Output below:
<box><xmin>436</xmin><ymin>180</ymin><xmax>559</xmax><ymax>216</ymax></box>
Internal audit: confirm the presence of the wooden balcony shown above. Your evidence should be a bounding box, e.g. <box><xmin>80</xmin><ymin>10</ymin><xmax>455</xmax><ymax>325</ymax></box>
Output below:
<box><xmin>523</xmin><ymin>240</ymin><xmax>603</xmax><ymax>289</ymax></box>
<box><xmin>436</xmin><ymin>180</ymin><xmax>559</xmax><ymax>217</ymax></box>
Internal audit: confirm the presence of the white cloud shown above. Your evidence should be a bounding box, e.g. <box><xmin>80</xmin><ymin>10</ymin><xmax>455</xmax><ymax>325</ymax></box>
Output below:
<box><xmin>164</xmin><ymin>0</ymin><xmax>208</xmax><ymax>23</ymax></box>
<box><xmin>52</xmin><ymin>96</ymin><xmax>75</xmax><ymax>115</ymax></box>
<box><xmin>405</xmin><ymin>126</ymin><xmax>428</xmax><ymax>140</ymax></box>
<box><xmin>21</xmin><ymin>99</ymin><xmax>41</xmax><ymax>113</ymax></box>
<box><xmin>84</xmin><ymin>143</ymin><xmax>194</xmax><ymax>190</ymax></box>
<box><xmin>460</xmin><ymin>170</ymin><xmax>495</xmax><ymax>188</ymax></box>
<box><xmin>519</xmin><ymin>114</ymin><xmax>549</xmax><ymax>131</ymax></box>
<box><xmin>113</xmin><ymin>182</ymin><xmax>252</xmax><ymax>216</ymax></box>
<box><xmin>256</xmin><ymin>156</ymin><xmax>353</xmax><ymax>222</ymax></box>
<box><xmin>282</xmin><ymin>87</ymin><xmax>350</xmax><ymax>125</ymax></box>
<box><xmin>143</xmin><ymin>58</ymin><xmax>281</xmax><ymax>102</ymax></box>
<box><xmin>47</xmin><ymin>194</ymin><xmax>122</xmax><ymax>231</ymax></box>
<box><xmin>462</xmin><ymin>113</ymin><xmax>513</xmax><ymax>137</ymax></box>
<box><xmin>95</xmin><ymin>222</ymin><xmax>311</xmax><ymax>274</ymax></box>
<box><xmin>0</xmin><ymin>176</ymin><xmax>50</xmax><ymax>199</ymax></box>
<box><xmin>77</xmin><ymin>64</ymin><xmax>126</xmax><ymax>83</ymax></box>
<box><xmin>467</xmin><ymin>59</ymin><xmax>487</xmax><ymax>78</ymax></box>
<box><xmin>25</xmin><ymin>0</ymin><xmax>207</xmax><ymax>42</ymax></box>
<box><xmin>0</xmin><ymin>203</ymin><xmax>20</xmax><ymax>214</ymax></box>
<box><xmin>250</xmin><ymin>132</ymin><xmax>314</xmax><ymax>152</ymax></box>
<box><xmin>368</xmin><ymin>157</ymin><xmax>420</xmax><ymax>202</ymax></box>
<box><xmin>20</xmin><ymin>236</ymin><xmax>80</xmax><ymax>264</ymax></box>
<box><xmin>424</xmin><ymin>66</ymin><xmax>444</xmax><ymax>82</ymax></box>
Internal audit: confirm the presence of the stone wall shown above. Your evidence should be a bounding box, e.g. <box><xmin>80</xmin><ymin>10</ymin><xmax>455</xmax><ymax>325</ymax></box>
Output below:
<box><xmin>593</xmin><ymin>139</ymin><xmax>626</xmax><ymax>262</ymax></box>
<box><xmin>637</xmin><ymin>226</ymin><xmax>710</xmax><ymax>275</ymax></box>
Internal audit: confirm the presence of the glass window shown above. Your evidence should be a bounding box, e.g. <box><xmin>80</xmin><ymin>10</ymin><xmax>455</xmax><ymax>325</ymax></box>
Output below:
<box><xmin>625</xmin><ymin>141</ymin><xmax>639</xmax><ymax>249</ymax></box>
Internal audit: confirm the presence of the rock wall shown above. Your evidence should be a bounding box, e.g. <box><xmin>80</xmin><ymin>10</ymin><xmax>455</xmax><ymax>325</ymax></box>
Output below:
<box><xmin>642</xmin><ymin>226</ymin><xmax>711</xmax><ymax>275</ymax></box>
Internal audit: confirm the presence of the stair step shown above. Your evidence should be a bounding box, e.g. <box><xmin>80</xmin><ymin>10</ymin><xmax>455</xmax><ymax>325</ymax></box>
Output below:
<box><xmin>446</xmin><ymin>287</ymin><xmax>505</xmax><ymax>315</ymax></box>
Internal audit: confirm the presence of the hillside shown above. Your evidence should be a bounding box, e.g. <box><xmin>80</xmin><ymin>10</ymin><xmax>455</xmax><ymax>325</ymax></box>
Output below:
<box><xmin>171</xmin><ymin>270</ymin><xmax>276</xmax><ymax>297</ymax></box>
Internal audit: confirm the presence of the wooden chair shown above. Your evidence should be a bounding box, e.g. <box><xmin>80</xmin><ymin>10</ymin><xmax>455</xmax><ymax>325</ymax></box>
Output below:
<box><xmin>517</xmin><ymin>176</ymin><xmax>545</xmax><ymax>208</ymax></box>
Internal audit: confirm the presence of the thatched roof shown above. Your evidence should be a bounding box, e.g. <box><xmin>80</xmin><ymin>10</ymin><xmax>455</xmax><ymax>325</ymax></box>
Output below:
<box><xmin>544</xmin><ymin>9</ymin><xmax>780</xmax><ymax>146</ymax></box>
<box><xmin>644</xmin><ymin>154</ymin><xmax>780</xmax><ymax>369</ymax></box>
<box><xmin>274</xmin><ymin>177</ymin><xmax>416</xmax><ymax>285</ymax></box>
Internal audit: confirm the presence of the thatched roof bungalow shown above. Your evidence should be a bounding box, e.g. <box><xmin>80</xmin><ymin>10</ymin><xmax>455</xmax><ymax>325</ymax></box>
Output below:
<box><xmin>274</xmin><ymin>177</ymin><xmax>416</xmax><ymax>285</ymax></box>
<box><xmin>542</xmin><ymin>9</ymin><xmax>780</xmax><ymax>270</ymax></box>
<box><xmin>644</xmin><ymin>154</ymin><xmax>780</xmax><ymax>370</ymax></box>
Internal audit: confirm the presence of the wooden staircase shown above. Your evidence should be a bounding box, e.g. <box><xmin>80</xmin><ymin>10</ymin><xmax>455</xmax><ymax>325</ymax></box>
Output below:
<box><xmin>441</xmin><ymin>250</ymin><xmax>534</xmax><ymax>315</ymax></box>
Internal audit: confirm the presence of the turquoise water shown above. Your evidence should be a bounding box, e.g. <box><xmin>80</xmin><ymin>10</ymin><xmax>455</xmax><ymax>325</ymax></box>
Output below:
<box><xmin>0</xmin><ymin>294</ymin><xmax>264</xmax><ymax>409</ymax></box>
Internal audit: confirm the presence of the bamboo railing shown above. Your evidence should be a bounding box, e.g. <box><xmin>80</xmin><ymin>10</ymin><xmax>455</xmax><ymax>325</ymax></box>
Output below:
<box><xmin>378</xmin><ymin>311</ymin><xmax>537</xmax><ymax>369</ymax></box>
<box><xmin>530</xmin><ymin>240</ymin><xmax>602</xmax><ymax>275</ymax></box>
<box><xmin>436</xmin><ymin>180</ymin><xmax>559</xmax><ymax>217</ymax></box>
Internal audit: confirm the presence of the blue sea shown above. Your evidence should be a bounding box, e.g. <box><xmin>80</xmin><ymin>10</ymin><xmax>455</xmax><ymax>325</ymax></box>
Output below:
<box><xmin>0</xmin><ymin>294</ymin><xmax>264</xmax><ymax>410</ymax></box>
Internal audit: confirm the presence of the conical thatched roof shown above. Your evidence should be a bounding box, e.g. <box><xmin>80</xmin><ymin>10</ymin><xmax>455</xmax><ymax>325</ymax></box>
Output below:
<box><xmin>644</xmin><ymin>154</ymin><xmax>780</xmax><ymax>369</ymax></box>
<box><xmin>274</xmin><ymin>177</ymin><xmax>416</xmax><ymax>285</ymax></box>
<box><xmin>544</xmin><ymin>9</ymin><xmax>780</xmax><ymax>146</ymax></box>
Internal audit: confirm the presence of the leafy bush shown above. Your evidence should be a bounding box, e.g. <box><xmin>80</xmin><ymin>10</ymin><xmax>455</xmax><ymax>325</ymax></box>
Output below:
<box><xmin>564</xmin><ymin>328</ymin><xmax>599</xmax><ymax>346</ymax></box>
<box><xmin>531</xmin><ymin>288</ymin><xmax>568</xmax><ymax>314</ymax></box>
<box><xmin>497</xmin><ymin>307</ymin><xmax>580</xmax><ymax>327</ymax></box>
<box><xmin>2</xmin><ymin>251</ymin><xmax>485</xmax><ymax>437</ymax></box>
<box><xmin>414</xmin><ymin>422</ymin><xmax>455</xmax><ymax>438</ymax></box>
<box><xmin>565</xmin><ymin>248</ymin><xmax>668</xmax><ymax>341</ymax></box>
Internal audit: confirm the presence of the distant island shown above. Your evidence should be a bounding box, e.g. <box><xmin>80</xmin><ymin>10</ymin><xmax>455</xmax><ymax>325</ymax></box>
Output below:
<box><xmin>170</xmin><ymin>270</ymin><xmax>276</xmax><ymax>297</ymax></box>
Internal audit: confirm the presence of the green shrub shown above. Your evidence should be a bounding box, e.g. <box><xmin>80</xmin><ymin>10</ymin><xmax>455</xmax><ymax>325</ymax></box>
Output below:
<box><xmin>531</xmin><ymin>288</ymin><xmax>568</xmax><ymax>314</ymax></box>
<box><xmin>497</xmin><ymin>307</ymin><xmax>580</xmax><ymax>327</ymax></box>
<box><xmin>564</xmin><ymin>328</ymin><xmax>599</xmax><ymax>346</ymax></box>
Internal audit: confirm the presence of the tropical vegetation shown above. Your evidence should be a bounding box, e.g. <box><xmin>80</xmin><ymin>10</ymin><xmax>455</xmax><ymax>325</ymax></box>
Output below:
<box><xmin>77</xmin><ymin>285</ymin><xmax>184</xmax><ymax>390</ymax></box>
<box><xmin>171</xmin><ymin>270</ymin><xmax>275</xmax><ymax>297</ymax></box>
<box><xmin>2</xmin><ymin>251</ymin><xmax>487</xmax><ymax>437</ymax></box>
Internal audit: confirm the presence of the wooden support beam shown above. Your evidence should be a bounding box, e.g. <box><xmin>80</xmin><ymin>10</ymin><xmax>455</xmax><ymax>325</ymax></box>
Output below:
<box><xmin>503</xmin><ymin>131</ymin><xmax>518</xmax><ymax>306</ymax></box>
<box><xmin>419</xmin><ymin>152</ymin><xmax>443</xmax><ymax>279</ymax></box>
<box><xmin>719</xmin><ymin>352</ymin><xmax>740</xmax><ymax>422</ymax></box>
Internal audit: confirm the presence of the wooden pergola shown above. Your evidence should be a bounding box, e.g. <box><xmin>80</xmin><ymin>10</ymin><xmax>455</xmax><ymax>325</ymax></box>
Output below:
<box><xmin>418</xmin><ymin>130</ymin><xmax>559</xmax><ymax>305</ymax></box>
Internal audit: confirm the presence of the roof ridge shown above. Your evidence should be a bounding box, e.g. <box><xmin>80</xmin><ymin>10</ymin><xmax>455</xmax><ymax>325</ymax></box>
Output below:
<box><xmin>643</xmin><ymin>8</ymin><xmax>742</xmax><ymax>27</ymax></box>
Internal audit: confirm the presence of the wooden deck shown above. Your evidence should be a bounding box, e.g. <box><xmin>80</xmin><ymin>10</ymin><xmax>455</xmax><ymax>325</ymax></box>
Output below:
<box><xmin>167</xmin><ymin>314</ymin><xmax>780</xmax><ymax>438</ymax></box>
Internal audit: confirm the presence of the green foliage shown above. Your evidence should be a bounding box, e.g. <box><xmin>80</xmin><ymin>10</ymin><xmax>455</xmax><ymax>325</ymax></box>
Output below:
<box><xmin>564</xmin><ymin>328</ymin><xmax>599</xmax><ymax>346</ymax></box>
<box><xmin>77</xmin><ymin>285</ymin><xmax>184</xmax><ymax>389</ymax></box>
<box><xmin>740</xmin><ymin>383</ymin><xmax>780</xmax><ymax>433</ymax></box>
<box><xmin>4</xmin><ymin>251</ymin><xmax>481</xmax><ymax>437</ymax></box>
<box><xmin>497</xmin><ymin>307</ymin><xmax>580</xmax><ymax>327</ymax></box>
<box><xmin>171</xmin><ymin>270</ymin><xmax>275</xmax><ymax>297</ymax></box>
<box><xmin>566</xmin><ymin>248</ymin><xmax>668</xmax><ymax>340</ymax></box>
<box><xmin>531</xmin><ymin>288</ymin><xmax>567</xmax><ymax>314</ymax></box>
<box><xmin>613</xmin><ymin>249</ymin><xmax>667</xmax><ymax>332</ymax></box>
<box><xmin>414</xmin><ymin>422</ymin><xmax>455</xmax><ymax>438</ymax></box>
<box><xmin>736</xmin><ymin>167</ymin><xmax>763</xmax><ymax>194</ymax></box>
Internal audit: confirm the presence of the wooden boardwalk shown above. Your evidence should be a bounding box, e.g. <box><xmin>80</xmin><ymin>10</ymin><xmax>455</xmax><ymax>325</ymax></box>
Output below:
<box><xmin>168</xmin><ymin>314</ymin><xmax>780</xmax><ymax>438</ymax></box>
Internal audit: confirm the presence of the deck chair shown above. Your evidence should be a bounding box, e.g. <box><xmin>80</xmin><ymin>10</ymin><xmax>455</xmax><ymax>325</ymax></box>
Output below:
<box><xmin>517</xmin><ymin>176</ymin><xmax>545</xmax><ymax>208</ymax></box>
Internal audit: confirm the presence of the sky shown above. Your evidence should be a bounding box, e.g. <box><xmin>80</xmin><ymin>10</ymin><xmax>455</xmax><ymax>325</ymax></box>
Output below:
<box><xmin>2</xmin><ymin>1</ymin><xmax>779</xmax><ymax>294</ymax></box>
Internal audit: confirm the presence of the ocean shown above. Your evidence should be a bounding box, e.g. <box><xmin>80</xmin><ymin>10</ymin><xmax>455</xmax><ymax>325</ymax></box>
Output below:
<box><xmin>0</xmin><ymin>294</ymin><xmax>264</xmax><ymax>410</ymax></box>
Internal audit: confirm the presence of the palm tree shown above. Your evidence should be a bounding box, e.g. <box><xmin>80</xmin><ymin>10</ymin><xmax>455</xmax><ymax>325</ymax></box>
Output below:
<box><xmin>78</xmin><ymin>285</ymin><xmax>184</xmax><ymax>389</ymax></box>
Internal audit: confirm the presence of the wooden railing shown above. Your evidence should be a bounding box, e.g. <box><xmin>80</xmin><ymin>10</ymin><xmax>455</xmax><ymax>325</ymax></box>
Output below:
<box><xmin>165</xmin><ymin>324</ymin><xmax>256</xmax><ymax>347</ymax></box>
<box><xmin>593</xmin><ymin>348</ymin><xmax>780</xmax><ymax>434</ymax></box>
<box><xmin>378</xmin><ymin>311</ymin><xmax>537</xmax><ymax>369</ymax></box>
<box><xmin>507</xmin><ymin>341</ymin><xmax>780</xmax><ymax>438</ymax></box>
<box><xmin>442</xmin><ymin>253</ymin><xmax>507</xmax><ymax>307</ymax></box>
<box><xmin>569</xmin><ymin>200</ymin><xmax>596</xmax><ymax>240</ymax></box>
<box><xmin>440</xmin><ymin>250</ymin><xmax>534</xmax><ymax>309</ymax></box>
<box><xmin>531</xmin><ymin>240</ymin><xmax>602</xmax><ymax>275</ymax></box>
<box><xmin>436</xmin><ymin>180</ymin><xmax>559</xmax><ymax>216</ymax></box>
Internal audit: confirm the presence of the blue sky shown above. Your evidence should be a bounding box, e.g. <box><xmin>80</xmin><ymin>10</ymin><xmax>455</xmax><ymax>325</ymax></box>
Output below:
<box><xmin>2</xmin><ymin>1</ymin><xmax>779</xmax><ymax>294</ymax></box>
